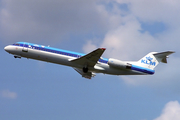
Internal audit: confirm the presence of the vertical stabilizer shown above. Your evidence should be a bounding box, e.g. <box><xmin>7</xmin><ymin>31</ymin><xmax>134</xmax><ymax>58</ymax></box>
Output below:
<box><xmin>137</xmin><ymin>51</ymin><xmax>174</xmax><ymax>70</ymax></box>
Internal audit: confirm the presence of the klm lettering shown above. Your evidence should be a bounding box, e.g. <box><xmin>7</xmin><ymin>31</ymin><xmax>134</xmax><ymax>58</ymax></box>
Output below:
<box><xmin>141</xmin><ymin>59</ymin><xmax>156</xmax><ymax>66</ymax></box>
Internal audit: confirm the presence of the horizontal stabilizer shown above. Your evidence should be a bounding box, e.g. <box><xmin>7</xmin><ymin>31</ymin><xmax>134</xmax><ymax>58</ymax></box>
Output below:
<box><xmin>153</xmin><ymin>51</ymin><xmax>175</xmax><ymax>63</ymax></box>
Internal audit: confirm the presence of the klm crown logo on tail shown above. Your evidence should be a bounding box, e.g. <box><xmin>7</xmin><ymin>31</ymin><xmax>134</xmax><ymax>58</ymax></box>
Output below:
<box><xmin>141</xmin><ymin>56</ymin><xmax>156</xmax><ymax>66</ymax></box>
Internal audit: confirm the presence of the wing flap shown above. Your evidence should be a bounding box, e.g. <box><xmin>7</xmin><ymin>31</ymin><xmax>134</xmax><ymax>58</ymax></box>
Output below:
<box><xmin>73</xmin><ymin>68</ymin><xmax>95</xmax><ymax>79</ymax></box>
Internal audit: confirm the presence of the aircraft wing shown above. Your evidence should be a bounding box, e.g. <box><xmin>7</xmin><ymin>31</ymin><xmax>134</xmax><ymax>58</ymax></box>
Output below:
<box><xmin>70</xmin><ymin>48</ymin><xmax>106</xmax><ymax>67</ymax></box>
<box><xmin>73</xmin><ymin>68</ymin><xmax>96</xmax><ymax>79</ymax></box>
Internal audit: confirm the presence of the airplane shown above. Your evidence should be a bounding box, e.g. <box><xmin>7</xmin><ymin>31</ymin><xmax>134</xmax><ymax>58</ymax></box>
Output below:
<box><xmin>4</xmin><ymin>42</ymin><xmax>174</xmax><ymax>79</ymax></box>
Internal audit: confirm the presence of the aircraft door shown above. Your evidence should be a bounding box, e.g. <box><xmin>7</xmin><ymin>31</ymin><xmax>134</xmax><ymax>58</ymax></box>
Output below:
<box><xmin>22</xmin><ymin>43</ymin><xmax>28</xmax><ymax>52</ymax></box>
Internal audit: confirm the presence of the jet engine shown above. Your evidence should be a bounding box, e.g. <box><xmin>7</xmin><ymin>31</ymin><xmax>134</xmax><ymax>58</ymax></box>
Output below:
<box><xmin>108</xmin><ymin>58</ymin><xmax>132</xmax><ymax>69</ymax></box>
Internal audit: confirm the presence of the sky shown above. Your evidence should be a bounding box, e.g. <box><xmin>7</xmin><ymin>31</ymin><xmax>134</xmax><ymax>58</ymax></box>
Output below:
<box><xmin>1</xmin><ymin>0</ymin><xmax>180</xmax><ymax>120</ymax></box>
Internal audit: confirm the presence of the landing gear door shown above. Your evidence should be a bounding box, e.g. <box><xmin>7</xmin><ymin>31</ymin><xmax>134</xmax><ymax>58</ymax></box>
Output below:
<box><xmin>22</xmin><ymin>43</ymin><xmax>28</xmax><ymax>52</ymax></box>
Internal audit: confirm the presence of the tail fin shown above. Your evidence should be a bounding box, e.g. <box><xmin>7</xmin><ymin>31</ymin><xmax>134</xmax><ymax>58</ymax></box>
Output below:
<box><xmin>137</xmin><ymin>51</ymin><xmax>175</xmax><ymax>70</ymax></box>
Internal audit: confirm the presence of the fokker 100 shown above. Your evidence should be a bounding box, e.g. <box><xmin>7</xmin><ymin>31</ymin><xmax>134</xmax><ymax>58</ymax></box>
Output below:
<box><xmin>4</xmin><ymin>42</ymin><xmax>174</xmax><ymax>79</ymax></box>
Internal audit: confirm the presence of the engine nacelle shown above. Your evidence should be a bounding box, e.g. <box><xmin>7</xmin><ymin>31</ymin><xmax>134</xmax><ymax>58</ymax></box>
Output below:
<box><xmin>108</xmin><ymin>58</ymin><xmax>132</xmax><ymax>69</ymax></box>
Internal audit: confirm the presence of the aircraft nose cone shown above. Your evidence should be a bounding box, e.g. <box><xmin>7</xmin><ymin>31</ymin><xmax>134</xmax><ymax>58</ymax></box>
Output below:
<box><xmin>4</xmin><ymin>46</ymin><xmax>8</xmax><ymax>52</ymax></box>
<box><xmin>4</xmin><ymin>46</ymin><xmax>11</xmax><ymax>53</ymax></box>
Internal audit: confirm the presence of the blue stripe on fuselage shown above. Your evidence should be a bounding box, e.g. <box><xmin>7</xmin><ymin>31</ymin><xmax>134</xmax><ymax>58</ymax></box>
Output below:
<box><xmin>131</xmin><ymin>64</ymin><xmax>155</xmax><ymax>75</ymax></box>
<box><xmin>14</xmin><ymin>42</ymin><xmax>109</xmax><ymax>64</ymax></box>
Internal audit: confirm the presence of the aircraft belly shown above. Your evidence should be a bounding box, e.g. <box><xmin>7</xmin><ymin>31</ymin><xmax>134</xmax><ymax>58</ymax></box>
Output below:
<box><xmin>32</xmin><ymin>50</ymin><xmax>73</xmax><ymax>66</ymax></box>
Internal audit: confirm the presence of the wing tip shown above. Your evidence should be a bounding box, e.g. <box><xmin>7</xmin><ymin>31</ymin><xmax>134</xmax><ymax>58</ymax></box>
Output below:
<box><xmin>100</xmin><ymin>48</ymin><xmax>106</xmax><ymax>50</ymax></box>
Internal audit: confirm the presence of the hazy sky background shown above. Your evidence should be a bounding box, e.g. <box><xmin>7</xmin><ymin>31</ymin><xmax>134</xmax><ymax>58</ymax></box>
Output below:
<box><xmin>1</xmin><ymin>0</ymin><xmax>180</xmax><ymax>120</ymax></box>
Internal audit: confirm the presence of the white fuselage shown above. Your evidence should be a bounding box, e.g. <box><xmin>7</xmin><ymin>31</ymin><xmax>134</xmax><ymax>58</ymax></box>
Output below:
<box><xmin>4</xmin><ymin>43</ymin><xmax>152</xmax><ymax>77</ymax></box>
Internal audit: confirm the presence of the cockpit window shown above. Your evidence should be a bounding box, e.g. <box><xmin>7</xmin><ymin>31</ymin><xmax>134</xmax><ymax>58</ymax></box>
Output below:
<box><xmin>13</xmin><ymin>43</ymin><xmax>20</xmax><ymax>46</ymax></box>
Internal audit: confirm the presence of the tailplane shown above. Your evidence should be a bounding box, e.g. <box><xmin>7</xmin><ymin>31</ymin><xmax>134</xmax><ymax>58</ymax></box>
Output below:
<box><xmin>137</xmin><ymin>51</ymin><xmax>175</xmax><ymax>70</ymax></box>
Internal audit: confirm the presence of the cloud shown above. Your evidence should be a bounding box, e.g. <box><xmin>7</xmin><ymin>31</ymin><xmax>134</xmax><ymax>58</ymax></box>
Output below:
<box><xmin>0</xmin><ymin>0</ymin><xmax>110</xmax><ymax>43</ymax></box>
<box><xmin>116</xmin><ymin>0</ymin><xmax>180</xmax><ymax>24</ymax></box>
<box><xmin>83</xmin><ymin>41</ymin><xmax>98</xmax><ymax>54</ymax></box>
<box><xmin>154</xmin><ymin>101</ymin><xmax>180</xmax><ymax>120</ymax></box>
<box><xmin>0</xmin><ymin>89</ymin><xmax>17</xmax><ymax>99</ymax></box>
<box><xmin>83</xmin><ymin>17</ymin><xmax>159</xmax><ymax>60</ymax></box>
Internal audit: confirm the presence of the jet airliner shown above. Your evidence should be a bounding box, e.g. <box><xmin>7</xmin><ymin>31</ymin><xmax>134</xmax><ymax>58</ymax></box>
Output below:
<box><xmin>4</xmin><ymin>42</ymin><xmax>174</xmax><ymax>79</ymax></box>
